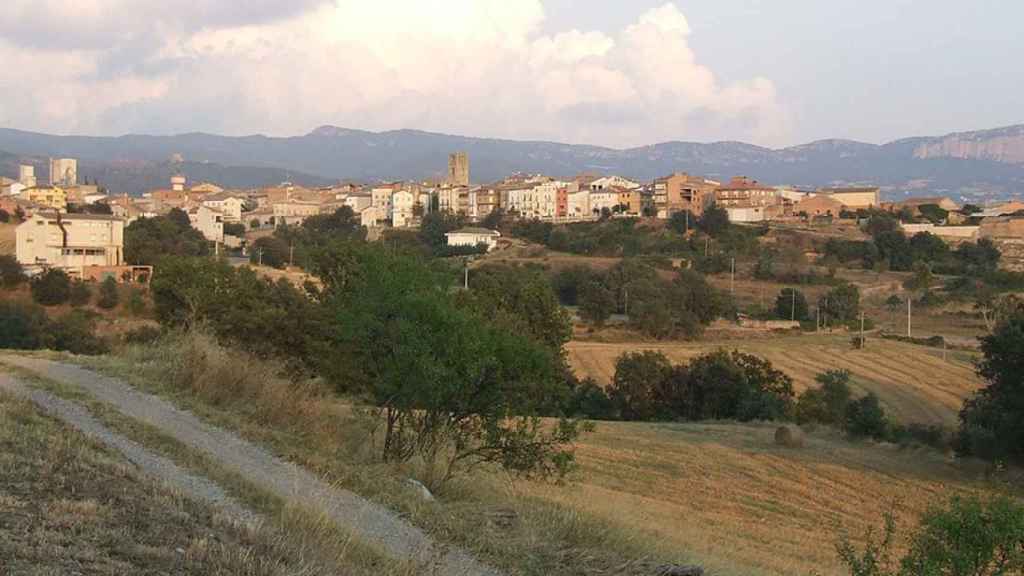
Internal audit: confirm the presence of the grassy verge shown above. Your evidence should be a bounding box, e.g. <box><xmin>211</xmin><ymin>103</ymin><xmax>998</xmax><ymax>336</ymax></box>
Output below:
<box><xmin>0</xmin><ymin>384</ymin><xmax>376</xmax><ymax>575</ymax></box>
<box><xmin>4</xmin><ymin>366</ymin><xmax>420</xmax><ymax>576</ymax></box>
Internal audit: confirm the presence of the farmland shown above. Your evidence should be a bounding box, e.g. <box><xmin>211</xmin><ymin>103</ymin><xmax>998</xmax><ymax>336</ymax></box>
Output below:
<box><xmin>568</xmin><ymin>333</ymin><xmax>982</xmax><ymax>425</ymax></box>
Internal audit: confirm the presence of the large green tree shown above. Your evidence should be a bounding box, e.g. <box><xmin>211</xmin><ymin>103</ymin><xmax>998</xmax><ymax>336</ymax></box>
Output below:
<box><xmin>125</xmin><ymin>215</ymin><xmax>210</xmax><ymax>265</ymax></box>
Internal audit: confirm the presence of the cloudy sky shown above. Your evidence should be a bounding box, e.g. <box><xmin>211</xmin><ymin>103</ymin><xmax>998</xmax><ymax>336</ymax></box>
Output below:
<box><xmin>0</xmin><ymin>0</ymin><xmax>1019</xmax><ymax>148</ymax></box>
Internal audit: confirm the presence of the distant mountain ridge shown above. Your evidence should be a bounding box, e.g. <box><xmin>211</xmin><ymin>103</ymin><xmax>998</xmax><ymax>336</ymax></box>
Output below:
<box><xmin>1</xmin><ymin>124</ymin><xmax>1023</xmax><ymax>200</ymax></box>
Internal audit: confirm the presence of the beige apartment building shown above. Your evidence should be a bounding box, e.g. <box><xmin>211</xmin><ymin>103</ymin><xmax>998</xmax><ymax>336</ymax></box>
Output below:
<box><xmin>16</xmin><ymin>212</ymin><xmax>124</xmax><ymax>269</ymax></box>
<box><xmin>652</xmin><ymin>173</ymin><xmax>719</xmax><ymax>218</ymax></box>
<box><xmin>24</xmin><ymin>186</ymin><xmax>68</xmax><ymax>212</ymax></box>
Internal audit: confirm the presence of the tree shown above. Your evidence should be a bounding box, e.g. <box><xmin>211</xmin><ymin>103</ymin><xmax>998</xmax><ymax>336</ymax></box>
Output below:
<box><xmin>754</xmin><ymin>251</ymin><xmax>775</xmax><ymax>280</ymax></box>
<box><xmin>866</xmin><ymin>214</ymin><xmax>901</xmax><ymax>239</ymax></box>
<box><xmin>899</xmin><ymin>496</ymin><xmax>1024</xmax><ymax>576</ymax></box>
<box><xmin>0</xmin><ymin>208</ymin><xmax>9</xmax><ymax>223</ymax></box>
<box><xmin>323</xmin><ymin>246</ymin><xmax>580</xmax><ymax>484</ymax></box>
<box><xmin>845</xmin><ymin>393</ymin><xmax>889</xmax><ymax>440</ymax></box>
<box><xmin>698</xmin><ymin>205</ymin><xmax>730</xmax><ymax>237</ymax></box>
<box><xmin>917</xmin><ymin>204</ymin><xmax>948</xmax><ymax>225</ymax></box>
<box><xmin>418</xmin><ymin>211</ymin><xmax>465</xmax><ymax>250</ymax></box>
<box><xmin>0</xmin><ymin>254</ymin><xmax>26</xmax><ymax>289</ymax></box>
<box><xmin>30</xmin><ymin>268</ymin><xmax>71</xmax><ymax>306</ymax></box>
<box><xmin>903</xmin><ymin>261</ymin><xmax>935</xmax><ymax>293</ymax></box>
<box><xmin>908</xmin><ymin>232</ymin><xmax>949</xmax><ymax>264</ymax></box>
<box><xmin>551</xmin><ymin>265</ymin><xmax>600</xmax><ymax>306</ymax></box>
<box><xmin>775</xmin><ymin>288</ymin><xmax>809</xmax><ymax>321</ymax></box>
<box><xmin>69</xmin><ymin>280</ymin><xmax>92</xmax><ymax>307</ymax></box>
<box><xmin>578</xmin><ymin>281</ymin><xmax>615</xmax><ymax>326</ymax></box>
<box><xmin>956</xmin><ymin>305</ymin><xmax>1024</xmax><ymax>462</ymax></box>
<box><xmin>97</xmin><ymin>277</ymin><xmax>120</xmax><ymax>309</ymax></box>
<box><xmin>821</xmin><ymin>282</ymin><xmax>861</xmax><ymax>324</ymax></box>
<box><xmin>125</xmin><ymin>215</ymin><xmax>210</xmax><ymax>265</ymax></box>
<box><xmin>684</xmin><ymin>350</ymin><xmax>795</xmax><ymax>421</ymax></box>
<box><xmin>668</xmin><ymin>210</ymin><xmax>697</xmax><ymax>235</ymax></box>
<box><xmin>167</xmin><ymin>207</ymin><xmax>192</xmax><ymax>229</ymax></box>
<box><xmin>250</xmin><ymin>218</ymin><xmax>261</xmax><ymax>230</ymax></box>
<box><xmin>481</xmin><ymin>208</ymin><xmax>505</xmax><ymax>230</ymax></box>
<box><xmin>608</xmin><ymin>351</ymin><xmax>673</xmax><ymax>421</ymax></box>
<box><xmin>0</xmin><ymin>301</ymin><xmax>50</xmax><ymax>349</ymax></box>
<box><xmin>250</xmin><ymin>236</ymin><xmax>290</xmax><ymax>268</ymax></box>
<box><xmin>463</xmin><ymin>264</ymin><xmax>572</xmax><ymax>351</ymax></box>
<box><xmin>795</xmin><ymin>370</ymin><xmax>853</xmax><ymax>426</ymax></box>
<box><xmin>885</xmin><ymin>294</ymin><xmax>904</xmax><ymax>321</ymax></box>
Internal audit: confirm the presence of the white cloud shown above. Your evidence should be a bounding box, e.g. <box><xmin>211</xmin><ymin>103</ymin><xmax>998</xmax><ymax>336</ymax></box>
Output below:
<box><xmin>0</xmin><ymin>1</ymin><xmax>789</xmax><ymax>147</ymax></box>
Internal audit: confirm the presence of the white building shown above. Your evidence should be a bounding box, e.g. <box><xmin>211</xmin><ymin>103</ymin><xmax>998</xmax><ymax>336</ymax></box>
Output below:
<box><xmin>202</xmin><ymin>193</ymin><xmax>245</xmax><ymax>222</ymax></box>
<box><xmin>371</xmin><ymin>187</ymin><xmax>394</xmax><ymax>216</ymax></box>
<box><xmin>505</xmin><ymin>187</ymin><xmax>539</xmax><ymax>219</ymax></box>
<box><xmin>392</xmin><ymin>190</ymin><xmax>415</xmax><ymax>227</ymax></box>
<box><xmin>3</xmin><ymin>182</ymin><xmax>26</xmax><ymax>197</ymax></box>
<box><xmin>49</xmin><ymin>158</ymin><xmax>77</xmax><ymax>187</ymax></box>
<box><xmin>19</xmin><ymin>165</ymin><xmax>36</xmax><ymax>188</ymax></box>
<box><xmin>445</xmin><ymin>227</ymin><xmax>501</xmax><ymax>252</ymax></box>
<box><xmin>567</xmin><ymin>190</ymin><xmax>591</xmax><ymax>220</ymax></box>
<box><xmin>190</xmin><ymin>204</ymin><xmax>224</xmax><ymax>243</ymax></box>
<box><xmin>16</xmin><ymin>212</ymin><xmax>124</xmax><ymax>269</ymax></box>
<box><xmin>590</xmin><ymin>176</ymin><xmax>640</xmax><ymax>191</ymax></box>
<box><xmin>589</xmin><ymin>191</ymin><xmax>619</xmax><ymax>215</ymax></box>
<box><xmin>344</xmin><ymin>194</ymin><xmax>373</xmax><ymax>213</ymax></box>
<box><xmin>533</xmin><ymin>181</ymin><xmax>568</xmax><ymax>220</ymax></box>
<box><xmin>273</xmin><ymin>201</ymin><xmax>321</xmax><ymax>227</ymax></box>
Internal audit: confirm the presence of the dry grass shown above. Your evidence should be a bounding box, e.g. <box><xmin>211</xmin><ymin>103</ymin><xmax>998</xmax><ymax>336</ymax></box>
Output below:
<box><xmin>26</xmin><ymin>330</ymin><xmax>1013</xmax><ymax>575</ymax></box>
<box><xmin>0</xmin><ymin>387</ymin><xmax>355</xmax><ymax>575</ymax></box>
<box><xmin>568</xmin><ymin>333</ymin><xmax>983</xmax><ymax>426</ymax></box>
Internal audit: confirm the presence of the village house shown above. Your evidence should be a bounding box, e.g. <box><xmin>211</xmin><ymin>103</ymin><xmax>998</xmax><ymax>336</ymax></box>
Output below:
<box><xmin>794</xmin><ymin>195</ymin><xmax>845</xmax><ymax>218</ymax></box>
<box><xmin>590</xmin><ymin>175</ymin><xmax>641</xmax><ymax>191</ymax></box>
<box><xmin>24</xmin><ymin>186</ymin><xmax>67</xmax><ymax>212</ymax></box>
<box><xmin>445</xmin><ymin>227</ymin><xmax>501</xmax><ymax>252</ymax></box>
<box><xmin>16</xmin><ymin>212</ymin><xmax>125</xmax><ymax>270</ymax></box>
<box><xmin>816</xmin><ymin>187</ymin><xmax>881</xmax><ymax>210</ymax></box>
<box><xmin>189</xmin><ymin>205</ymin><xmax>225</xmax><ymax>243</ymax></box>
<box><xmin>201</xmin><ymin>192</ymin><xmax>246</xmax><ymax>222</ymax></box>
<box><xmin>273</xmin><ymin>200</ymin><xmax>321</xmax><ymax>227</ymax></box>
<box><xmin>190</xmin><ymin>182</ymin><xmax>225</xmax><ymax>195</ymax></box>
<box><xmin>567</xmin><ymin>189</ymin><xmax>591</xmax><ymax>220</ymax></box>
<box><xmin>652</xmin><ymin>173</ymin><xmax>719</xmax><ymax>219</ymax></box>
<box><xmin>391</xmin><ymin>190</ymin><xmax>415</xmax><ymax>227</ymax></box>
<box><xmin>468</xmin><ymin>188</ymin><xmax>500</xmax><ymax>221</ymax></box>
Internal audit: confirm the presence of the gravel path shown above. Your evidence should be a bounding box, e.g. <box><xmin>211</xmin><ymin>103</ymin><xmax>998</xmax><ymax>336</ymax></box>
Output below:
<box><xmin>0</xmin><ymin>355</ymin><xmax>499</xmax><ymax>576</ymax></box>
<box><xmin>0</xmin><ymin>373</ymin><xmax>260</xmax><ymax>527</ymax></box>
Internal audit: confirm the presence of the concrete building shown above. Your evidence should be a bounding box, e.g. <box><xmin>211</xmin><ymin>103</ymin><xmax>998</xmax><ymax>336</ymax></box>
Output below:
<box><xmin>795</xmin><ymin>195</ymin><xmax>845</xmax><ymax>218</ymax></box>
<box><xmin>392</xmin><ymin>190</ymin><xmax>415</xmax><ymax>227</ymax></box>
<box><xmin>590</xmin><ymin>176</ymin><xmax>640</xmax><ymax>191</ymax></box>
<box><xmin>445</xmin><ymin>227</ymin><xmax>500</xmax><ymax>252</ymax></box>
<box><xmin>468</xmin><ymin>188</ymin><xmax>500</xmax><ymax>221</ymax></box>
<box><xmin>273</xmin><ymin>200</ymin><xmax>321</xmax><ymax>227</ymax></box>
<box><xmin>202</xmin><ymin>193</ymin><xmax>245</xmax><ymax>222</ymax></box>
<box><xmin>817</xmin><ymin>187</ymin><xmax>881</xmax><ymax>210</ymax></box>
<box><xmin>49</xmin><ymin>158</ymin><xmax>77</xmax><ymax>187</ymax></box>
<box><xmin>652</xmin><ymin>173</ymin><xmax>719</xmax><ymax>219</ymax></box>
<box><xmin>567</xmin><ymin>190</ymin><xmax>591</xmax><ymax>220</ymax></box>
<box><xmin>371</xmin><ymin>186</ymin><xmax>395</xmax><ymax>216</ymax></box>
<box><xmin>438</xmin><ymin>186</ymin><xmax>468</xmax><ymax>215</ymax></box>
<box><xmin>616</xmin><ymin>188</ymin><xmax>643</xmax><ymax>215</ymax></box>
<box><xmin>447</xmin><ymin>152</ymin><xmax>470</xmax><ymax>187</ymax></box>
<box><xmin>715</xmin><ymin>177</ymin><xmax>780</xmax><ymax>208</ymax></box>
<box><xmin>19</xmin><ymin>165</ymin><xmax>36</xmax><ymax>188</ymax></box>
<box><xmin>589</xmin><ymin>190</ymin><xmax>619</xmax><ymax>215</ymax></box>
<box><xmin>344</xmin><ymin>193</ymin><xmax>373</xmax><ymax>213</ymax></box>
<box><xmin>171</xmin><ymin>174</ymin><xmax>187</xmax><ymax>192</ymax></box>
<box><xmin>25</xmin><ymin>186</ymin><xmax>67</xmax><ymax>212</ymax></box>
<box><xmin>189</xmin><ymin>204</ymin><xmax>225</xmax><ymax>243</ymax></box>
<box><xmin>16</xmin><ymin>212</ymin><xmax>124</xmax><ymax>269</ymax></box>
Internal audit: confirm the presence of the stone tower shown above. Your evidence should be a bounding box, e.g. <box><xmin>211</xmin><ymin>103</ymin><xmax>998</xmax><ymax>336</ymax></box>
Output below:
<box><xmin>447</xmin><ymin>152</ymin><xmax>469</xmax><ymax>187</ymax></box>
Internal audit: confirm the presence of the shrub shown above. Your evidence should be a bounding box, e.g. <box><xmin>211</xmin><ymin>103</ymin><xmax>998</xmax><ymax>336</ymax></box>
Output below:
<box><xmin>49</xmin><ymin>310</ymin><xmax>109</xmax><ymax>355</ymax></box>
<box><xmin>845</xmin><ymin>393</ymin><xmax>889</xmax><ymax>440</ymax></box>
<box><xmin>0</xmin><ymin>254</ymin><xmax>26</xmax><ymax>289</ymax></box>
<box><xmin>0</xmin><ymin>300</ymin><xmax>50</xmax><ymax>349</ymax></box>
<box><xmin>775</xmin><ymin>288</ymin><xmax>809</xmax><ymax>321</ymax></box>
<box><xmin>566</xmin><ymin>378</ymin><xmax>617</xmax><ymax>420</ymax></box>
<box><xmin>795</xmin><ymin>370</ymin><xmax>853</xmax><ymax>426</ymax></box>
<box><xmin>68</xmin><ymin>280</ymin><xmax>92</xmax><ymax>307</ymax></box>
<box><xmin>30</xmin><ymin>268</ymin><xmax>72</xmax><ymax>306</ymax></box>
<box><xmin>127</xmin><ymin>289</ymin><xmax>147</xmax><ymax>316</ymax></box>
<box><xmin>121</xmin><ymin>325</ymin><xmax>163</xmax><ymax>345</ymax></box>
<box><xmin>820</xmin><ymin>282</ymin><xmax>861</xmax><ymax>324</ymax></box>
<box><xmin>97</xmin><ymin>277</ymin><xmax>120</xmax><ymax>309</ymax></box>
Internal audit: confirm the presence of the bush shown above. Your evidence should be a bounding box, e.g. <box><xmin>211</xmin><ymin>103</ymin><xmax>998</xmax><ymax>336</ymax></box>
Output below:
<box><xmin>127</xmin><ymin>289</ymin><xmax>147</xmax><ymax>316</ymax></box>
<box><xmin>566</xmin><ymin>378</ymin><xmax>617</xmax><ymax>420</ymax></box>
<box><xmin>0</xmin><ymin>254</ymin><xmax>26</xmax><ymax>289</ymax></box>
<box><xmin>97</xmin><ymin>277</ymin><xmax>120</xmax><ymax>309</ymax></box>
<box><xmin>795</xmin><ymin>370</ymin><xmax>853</xmax><ymax>426</ymax></box>
<box><xmin>31</xmin><ymin>268</ymin><xmax>72</xmax><ymax>306</ymax></box>
<box><xmin>845</xmin><ymin>393</ymin><xmax>889</xmax><ymax>440</ymax></box>
<box><xmin>121</xmin><ymin>325</ymin><xmax>163</xmax><ymax>345</ymax></box>
<box><xmin>0</xmin><ymin>300</ymin><xmax>50</xmax><ymax>349</ymax></box>
<box><xmin>49</xmin><ymin>310</ymin><xmax>109</xmax><ymax>355</ymax></box>
<box><xmin>775</xmin><ymin>288</ymin><xmax>809</xmax><ymax>321</ymax></box>
<box><xmin>820</xmin><ymin>282</ymin><xmax>861</xmax><ymax>324</ymax></box>
<box><xmin>69</xmin><ymin>280</ymin><xmax>92</xmax><ymax>307</ymax></box>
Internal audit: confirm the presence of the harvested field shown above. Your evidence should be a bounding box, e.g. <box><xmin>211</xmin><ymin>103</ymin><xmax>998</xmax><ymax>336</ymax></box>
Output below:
<box><xmin>567</xmin><ymin>333</ymin><xmax>982</xmax><ymax>425</ymax></box>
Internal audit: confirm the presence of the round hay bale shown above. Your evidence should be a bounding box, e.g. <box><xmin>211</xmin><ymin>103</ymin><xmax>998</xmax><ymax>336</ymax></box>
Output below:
<box><xmin>775</xmin><ymin>425</ymin><xmax>805</xmax><ymax>448</ymax></box>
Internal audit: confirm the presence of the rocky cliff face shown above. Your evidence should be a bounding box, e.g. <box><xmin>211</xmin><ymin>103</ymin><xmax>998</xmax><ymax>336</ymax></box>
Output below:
<box><xmin>914</xmin><ymin>125</ymin><xmax>1024</xmax><ymax>164</ymax></box>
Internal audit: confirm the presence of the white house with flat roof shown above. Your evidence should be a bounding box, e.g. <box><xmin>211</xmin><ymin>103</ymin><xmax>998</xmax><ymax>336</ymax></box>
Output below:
<box><xmin>445</xmin><ymin>227</ymin><xmax>501</xmax><ymax>252</ymax></box>
<box><xmin>16</xmin><ymin>212</ymin><xmax>125</xmax><ymax>269</ymax></box>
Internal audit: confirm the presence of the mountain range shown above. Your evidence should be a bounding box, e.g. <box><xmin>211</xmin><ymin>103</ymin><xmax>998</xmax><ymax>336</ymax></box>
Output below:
<box><xmin>2</xmin><ymin>124</ymin><xmax>1024</xmax><ymax>202</ymax></box>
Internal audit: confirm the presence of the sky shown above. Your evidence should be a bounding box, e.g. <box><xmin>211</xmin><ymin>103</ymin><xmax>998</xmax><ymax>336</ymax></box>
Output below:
<box><xmin>0</xmin><ymin>0</ymin><xmax>1020</xmax><ymax>148</ymax></box>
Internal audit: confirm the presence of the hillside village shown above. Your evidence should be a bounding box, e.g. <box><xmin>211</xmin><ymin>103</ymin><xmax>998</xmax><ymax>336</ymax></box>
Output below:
<box><xmin>2</xmin><ymin>152</ymin><xmax>1024</xmax><ymax>279</ymax></box>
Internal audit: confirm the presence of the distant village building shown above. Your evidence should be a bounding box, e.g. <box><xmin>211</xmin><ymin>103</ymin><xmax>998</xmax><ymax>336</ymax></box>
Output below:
<box><xmin>590</xmin><ymin>176</ymin><xmax>640</xmax><ymax>191</ymax></box>
<box><xmin>18</xmin><ymin>165</ymin><xmax>36</xmax><ymax>188</ymax></box>
<box><xmin>816</xmin><ymin>187</ymin><xmax>881</xmax><ymax>210</ymax></box>
<box><xmin>391</xmin><ymin>190</ymin><xmax>415</xmax><ymax>227</ymax></box>
<box><xmin>795</xmin><ymin>195</ymin><xmax>845</xmax><ymax>218</ymax></box>
<box><xmin>49</xmin><ymin>158</ymin><xmax>77</xmax><ymax>187</ymax></box>
<box><xmin>202</xmin><ymin>193</ymin><xmax>245</xmax><ymax>222</ymax></box>
<box><xmin>445</xmin><ymin>227</ymin><xmax>501</xmax><ymax>252</ymax></box>
<box><xmin>16</xmin><ymin>212</ymin><xmax>125</xmax><ymax>269</ymax></box>
<box><xmin>272</xmin><ymin>200</ymin><xmax>320</xmax><ymax>227</ymax></box>
<box><xmin>447</xmin><ymin>152</ymin><xmax>470</xmax><ymax>187</ymax></box>
<box><xmin>189</xmin><ymin>205</ymin><xmax>225</xmax><ymax>243</ymax></box>
<box><xmin>652</xmin><ymin>173</ymin><xmax>719</xmax><ymax>219</ymax></box>
<box><xmin>171</xmin><ymin>174</ymin><xmax>187</xmax><ymax>192</ymax></box>
<box><xmin>190</xmin><ymin>182</ymin><xmax>225</xmax><ymax>195</ymax></box>
<box><xmin>24</xmin><ymin>186</ymin><xmax>67</xmax><ymax>212</ymax></box>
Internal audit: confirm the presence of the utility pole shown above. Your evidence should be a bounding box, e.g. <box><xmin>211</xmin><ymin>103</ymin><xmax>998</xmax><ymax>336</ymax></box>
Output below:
<box><xmin>816</xmin><ymin>306</ymin><xmax>820</xmax><ymax>333</ymax></box>
<box><xmin>289</xmin><ymin>244</ymin><xmax>295</xmax><ymax>268</ymax></box>
<box><xmin>907</xmin><ymin>296</ymin><xmax>912</xmax><ymax>338</ymax></box>
<box><xmin>258</xmin><ymin>248</ymin><xmax>263</xmax><ymax>267</ymax></box>
<box><xmin>464</xmin><ymin>261</ymin><xmax>469</xmax><ymax>290</ymax></box>
<box><xmin>791</xmin><ymin>288</ymin><xmax>796</xmax><ymax>321</ymax></box>
<box><xmin>730</xmin><ymin>257</ymin><xmax>736</xmax><ymax>296</ymax></box>
<box><xmin>705</xmin><ymin>236</ymin><xmax>709</xmax><ymax>257</ymax></box>
<box><xmin>860</xmin><ymin>311</ymin><xmax>865</xmax><ymax>348</ymax></box>
<box><xmin>624</xmin><ymin>287</ymin><xmax>629</xmax><ymax>317</ymax></box>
